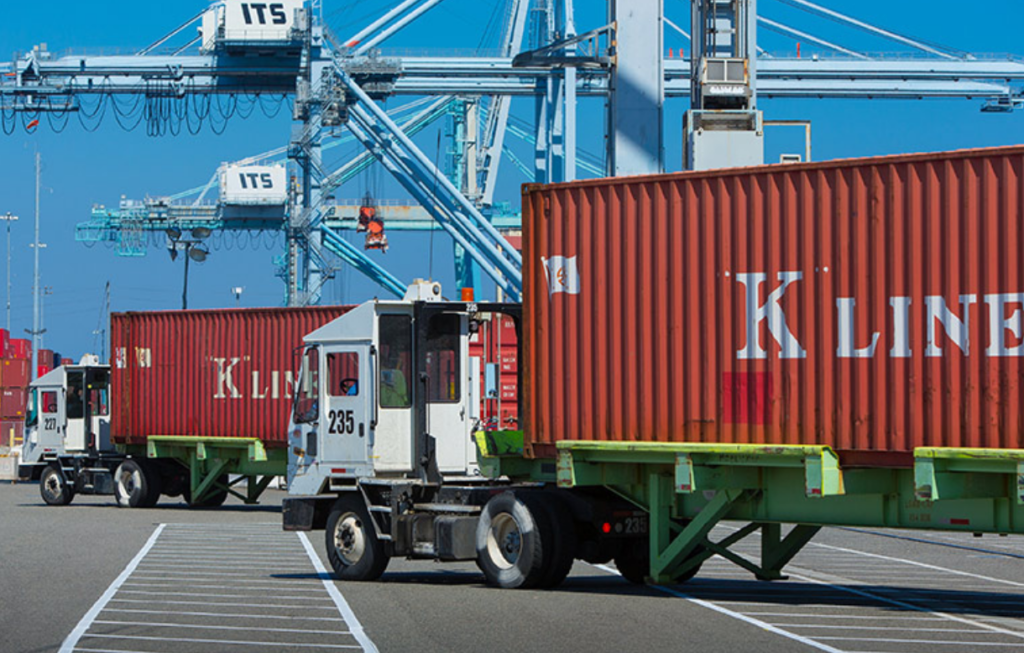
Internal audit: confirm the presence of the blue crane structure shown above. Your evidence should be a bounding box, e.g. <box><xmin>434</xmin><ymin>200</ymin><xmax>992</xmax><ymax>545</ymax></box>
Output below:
<box><xmin>2</xmin><ymin>0</ymin><xmax>1023</xmax><ymax>304</ymax></box>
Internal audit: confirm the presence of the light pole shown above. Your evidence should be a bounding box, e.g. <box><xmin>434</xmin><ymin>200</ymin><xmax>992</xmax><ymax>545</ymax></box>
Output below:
<box><xmin>0</xmin><ymin>212</ymin><xmax>18</xmax><ymax>333</ymax></box>
<box><xmin>231</xmin><ymin>286</ymin><xmax>244</xmax><ymax>306</ymax></box>
<box><xmin>166</xmin><ymin>227</ymin><xmax>212</xmax><ymax>310</ymax></box>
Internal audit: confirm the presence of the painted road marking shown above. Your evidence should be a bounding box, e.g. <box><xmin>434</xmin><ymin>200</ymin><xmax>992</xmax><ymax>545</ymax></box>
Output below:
<box><xmin>593</xmin><ymin>523</ymin><xmax>1024</xmax><ymax>653</ymax></box>
<box><xmin>298</xmin><ymin>531</ymin><xmax>380</xmax><ymax>653</ymax></box>
<box><xmin>61</xmin><ymin>523</ymin><xmax>378</xmax><ymax>653</ymax></box>
<box><xmin>58</xmin><ymin>524</ymin><xmax>165</xmax><ymax>653</ymax></box>
<box><xmin>592</xmin><ymin>564</ymin><xmax>846</xmax><ymax>653</ymax></box>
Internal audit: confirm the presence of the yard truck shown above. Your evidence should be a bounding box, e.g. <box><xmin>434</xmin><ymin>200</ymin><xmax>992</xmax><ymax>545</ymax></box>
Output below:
<box><xmin>284</xmin><ymin>146</ymin><xmax>1024</xmax><ymax>588</ymax></box>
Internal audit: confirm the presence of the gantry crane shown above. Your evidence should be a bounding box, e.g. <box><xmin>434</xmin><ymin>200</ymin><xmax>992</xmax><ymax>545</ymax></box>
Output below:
<box><xmin>3</xmin><ymin>0</ymin><xmax>1023</xmax><ymax>303</ymax></box>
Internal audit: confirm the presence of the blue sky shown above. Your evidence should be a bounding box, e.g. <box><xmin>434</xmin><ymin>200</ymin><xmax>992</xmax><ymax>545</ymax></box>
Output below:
<box><xmin>1</xmin><ymin>0</ymin><xmax>1023</xmax><ymax>359</ymax></box>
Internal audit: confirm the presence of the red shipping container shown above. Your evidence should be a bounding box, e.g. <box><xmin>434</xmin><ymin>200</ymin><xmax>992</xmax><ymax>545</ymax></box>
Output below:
<box><xmin>523</xmin><ymin>145</ymin><xmax>1024</xmax><ymax>464</ymax></box>
<box><xmin>7</xmin><ymin>338</ymin><xmax>30</xmax><ymax>360</ymax></box>
<box><xmin>0</xmin><ymin>328</ymin><xmax>8</xmax><ymax>358</ymax></box>
<box><xmin>61</xmin><ymin>358</ymin><xmax>73</xmax><ymax>365</ymax></box>
<box><xmin>1</xmin><ymin>388</ymin><xmax>26</xmax><ymax>420</ymax></box>
<box><xmin>37</xmin><ymin>365</ymin><xmax>52</xmax><ymax>378</ymax></box>
<box><xmin>112</xmin><ymin>305</ymin><xmax>353</xmax><ymax>449</ymax></box>
<box><xmin>2</xmin><ymin>360</ymin><xmax>30</xmax><ymax>388</ymax></box>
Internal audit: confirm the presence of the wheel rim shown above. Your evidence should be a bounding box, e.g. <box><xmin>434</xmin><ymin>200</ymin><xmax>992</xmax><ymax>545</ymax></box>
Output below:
<box><xmin>43</xmin><ymin>471</ymin><xmax>62</xmax><ymax>498</ymax></box>
<box><xmin>486</xmin><ymin>512</ymin><xmax>523</xmax><ymax>570</ymax></box>
<box><xmin>332</xmin><ymin>512</ymin><xmax>367</xmax><ymax>567</ymax></box>
<box><xmin>117</xmin><ymin>467</ymin><xmax>142</xmax><ymax>499</ymax></box>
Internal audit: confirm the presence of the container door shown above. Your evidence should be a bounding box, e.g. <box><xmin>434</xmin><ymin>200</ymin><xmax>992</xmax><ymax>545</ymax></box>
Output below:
<box><xmin>321</xmin><ymin>344</ymin><xmax>372</xmax><ymax>468</ymax></box>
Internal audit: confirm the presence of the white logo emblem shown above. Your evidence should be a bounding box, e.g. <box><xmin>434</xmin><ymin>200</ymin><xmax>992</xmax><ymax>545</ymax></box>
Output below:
<box><xmin>541</xmin><ymin>255</ymin><xmax>581</xmax><ymax>296</ymax></box>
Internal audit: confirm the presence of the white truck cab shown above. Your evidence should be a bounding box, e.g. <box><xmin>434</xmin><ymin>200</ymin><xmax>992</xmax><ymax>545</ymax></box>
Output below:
<box><xmin>288</xmin><ymin>280</ymin><xmax>487</xmax><ymax>496</ymax></box>
<box><xmin>19</xmin><ymin>359</ymin><xmax>115</xmax><ymax>504</ymax></box>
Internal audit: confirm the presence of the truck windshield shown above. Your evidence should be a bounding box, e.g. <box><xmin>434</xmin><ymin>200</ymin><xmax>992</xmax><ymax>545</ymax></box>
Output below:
<box><xmin>294</xmin><ymin>347</ymin><xmax>320</xmax><ymax>424</ymax></box>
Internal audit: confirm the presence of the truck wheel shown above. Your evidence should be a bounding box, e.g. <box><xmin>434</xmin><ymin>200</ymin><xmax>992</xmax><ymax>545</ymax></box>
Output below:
<box><xmin>476</xmin><ymin>491</ymin><xmax>556</xmax><ymax>589</ymax></box>
<box><xmin>114</xmin><ymin>459</ymin><xmax>161</xmax><ymax>508</ymax></box>
<box><xmin>535</xmin><ymin>495</ymin><xmax>577</xmax><ymax>588</ymax></box>
<box><xmin>40</xmin><ymin>464</ymin><xmax>75</xmax><ymax>506</ymax></box>
<box><xmin>325</xmin><ymin>494</ymin><xmax>389</xmax><ymax>581</ymax></box>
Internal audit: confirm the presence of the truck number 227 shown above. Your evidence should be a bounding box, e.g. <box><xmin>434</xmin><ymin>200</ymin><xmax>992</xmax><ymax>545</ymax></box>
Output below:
<box><xmin>328</xmin><ymin>409</ymin><xmax>356</xmax><ymax>435</ymax></box>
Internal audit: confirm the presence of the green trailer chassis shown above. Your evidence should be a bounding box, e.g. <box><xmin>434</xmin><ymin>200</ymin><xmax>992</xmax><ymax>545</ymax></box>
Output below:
<box><xmin>121</xmin><ymin>436</ymin><xmax>286</xmax><ymax>506</ymax></box>
<box><xmin>478</xmin><ymin>432</ymin><xmax>1024</xmax><ymax>584</ymax></box>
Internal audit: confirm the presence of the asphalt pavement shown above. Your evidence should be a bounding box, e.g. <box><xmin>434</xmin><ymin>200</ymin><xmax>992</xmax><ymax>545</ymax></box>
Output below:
<box><xmin>2</xmin><ymin>481</ymin><xmax>1023</xmax><ymax>653</ymax></box>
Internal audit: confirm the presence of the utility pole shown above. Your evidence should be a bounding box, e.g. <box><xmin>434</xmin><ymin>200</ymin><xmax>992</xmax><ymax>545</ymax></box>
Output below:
<box><xmin>27</xmin><ymin>153</ymin><xmax>46</xmax><ymax>381</ymax></box>
<box><xmin>0</xmin><ymin>212</ymin><xmax>18</xmax><ymax>333</ymax></box>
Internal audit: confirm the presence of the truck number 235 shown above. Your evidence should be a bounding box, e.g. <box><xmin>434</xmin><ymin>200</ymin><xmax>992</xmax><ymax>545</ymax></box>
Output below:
<box><xmin>328</xmin><ymin>409</ymin><xmax>356</xmax><ymax>435</ymax></box>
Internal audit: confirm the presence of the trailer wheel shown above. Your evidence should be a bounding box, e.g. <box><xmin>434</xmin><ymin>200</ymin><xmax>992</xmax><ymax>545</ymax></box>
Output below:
<box><xmin>114</xmin><ymin>459</ymin><xmax>161</xmax><ymax>508</ymax></box>
<box><xmin>40</xmin><ymin>464</ymin><xmax>75</xmax><ymax>506</ymax></box>
<box><xmin>476</xmin><ymin>491</ymin><xmax>556</xmax><ymax>589</ymax></box>
<box><xmin>613</xmin><ymin>537</ymin><xmax>703</xmax><ymax>585</ymax></box>
<box><xmin>184</xmin><ymin>475</ymin><xmax>229</xmax><ymax>508</ymax></box>
<box><xmin>325</xmin><ymin>494</ymin><xmax>389</xmax><ymax>581</ymax></box>
<box><xmin>613</xmin><ymin>539</ymin><xmax>649</xmax><ymax>584</ymax></box>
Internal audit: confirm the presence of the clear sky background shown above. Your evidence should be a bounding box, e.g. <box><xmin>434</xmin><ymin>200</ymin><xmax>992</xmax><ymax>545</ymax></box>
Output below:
<box><xmin>1</xmin><ymin>0</ymin><xmax>1023</xmax><ymax>359</ymax></box>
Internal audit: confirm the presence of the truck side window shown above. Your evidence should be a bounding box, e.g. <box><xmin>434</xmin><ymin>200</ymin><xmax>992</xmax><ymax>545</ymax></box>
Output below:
<box><xmin>379</xmin><ymin>314</ymin><xmax>412</xmax><ymax>409</ymax></box>
<box><xmin>25</xmin><ymin>389</ymin><xmax>38</xmax><ymax>428</ymax></box>
<box><xmin>426</xmin><ymin>313</ymin><xmax>461</xmax><ymax>403</ymax></box>
<box><xmin>294</xmin><ymin>347</ymin><xmax>320</xmax><ymax>424</ymax></box>
<box><xmin>42</xmin><ymin>391</ymin><xmax>57</xmax><ymax>414</ymax></box>
<box><xmin>67</xmin><ymin>372</ymin><xmax>85</xmax><ymax>419</ymax></box>
<box><xmin>327</xmin><ymin>352</ymin><xmax>359</xmax><ymax>397</ymax></box>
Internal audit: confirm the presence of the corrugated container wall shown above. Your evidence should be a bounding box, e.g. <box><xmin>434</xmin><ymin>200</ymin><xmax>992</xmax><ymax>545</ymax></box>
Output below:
<box><xmin>112</xmin><ymin>306</ymin><xmax>352</xmax><ymax>448</ymax></box>
<box><xmin>523</xmin><ymin>145</ymin><xmax>1024</xmax><ymax>464</ymax></box>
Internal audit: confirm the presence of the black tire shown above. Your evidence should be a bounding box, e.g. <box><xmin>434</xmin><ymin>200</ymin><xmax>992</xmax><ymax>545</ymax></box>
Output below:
<box><xmin>325</xmin><ymin>494</ymin><xmax>389</xmax><ymax>581</ymax></box>
<box><xmin>184</xmin><ymin>474</ymin><xmax>229</xmax><ymax>508</ymax></box>
<box><xmin>614</xmin><ymin>536</ymin><xmax>703</xmax><ymax>585</ymax></box>
<box><xmin>114</xmin><ymin>459</ymin><xmax>161</xmax><ymax>508</ymax></box>
<box><xmin>533</xmin><ymin>494</ymin><xmax>577</xmax><ymax>588</ymax></box>
<box><xmin>40</xmin><ymin>464</ymin><xmax>74</xmax><ymax>506</ymax></box>
<box><xmin>476</xmin><ymin>491</ymin><xmax>557</xmax><ymax>589</ymax></box>
<box><xmin>613</xmin><ymin>538</ymin><xmax>649</xmax><ymax>584</ymax></box>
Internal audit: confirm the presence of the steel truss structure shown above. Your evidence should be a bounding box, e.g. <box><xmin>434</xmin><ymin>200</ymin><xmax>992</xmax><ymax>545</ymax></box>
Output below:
<box><xmin>2</xmin><ymin>0</ymin><xmax>1022</xmax><ymax>302</ymax></box>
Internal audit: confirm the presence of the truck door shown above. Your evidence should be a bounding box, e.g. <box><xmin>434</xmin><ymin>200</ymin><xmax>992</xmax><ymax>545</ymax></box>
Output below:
<box><xmin>424</xmin><ymin>313</ymin><xmax>470</xmax><ymax>474</ymax></box>
<box><xmin>63</xmin><ymin>371</ymin><xmax>87</xmax><ymax>451</ymax></box>
<box><xmin>321</xmin><ymin>344</ymin><xmax>373</xmax><ymax>468</ymax></box>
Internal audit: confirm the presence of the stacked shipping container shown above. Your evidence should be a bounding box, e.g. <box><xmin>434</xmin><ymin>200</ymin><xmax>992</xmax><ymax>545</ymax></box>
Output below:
<box><xmin>469</xmin><ymin>315</ymin><xmax>520</xmax><ymax>429</ymax></box>
<box><xmin>0</xmin><ymin>332</ymin><xmax>31</xmax><ymax>450</ymax></box>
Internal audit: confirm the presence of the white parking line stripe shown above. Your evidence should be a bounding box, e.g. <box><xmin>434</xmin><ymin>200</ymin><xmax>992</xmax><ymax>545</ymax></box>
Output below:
<box><xmin>780</xmin><ymin>625</ymin><xmax>994</xmax><ymax>632</ymax></box>
<box><xmin>298</xmin><ymin>532</ymin><xmax>379</xmax><ymax>653</ymax></box>
<box><xmin>116</xmin><ymin>589</ymin><xmax>336</xmax><ymax>602</ymax></box>
<box><xmin>109</xmin><ymin>598</ymin><xmax>340</xmax><ymax>609</ymax></box>
<box><xmin>116</xmin><ymin>569</ymin><xmax>286</xmax><ymax>578</ymax></box>
<box><xmin>81</xmin><ymin>633</ymin><xmax>361</xmax><ymax>648</ymax></box>
<box><xmin>118</xmin><ymin>582</ymin><xmax>326</xmax><ymax>593</ymax></box>
<box><xmin>805</xmin><ymin>542</ymin><xmax>1024</xmax><ymax>589</ymax></box>
<box><xmin>812</xmin><ymin>637</ymin><xmax>1024</xmax><ymax>646</ymax></box>
<box><xmin>58</xmin><ymin>524</ymin><xmax>166</xmax><ymax>653</ymax></box>
<box><xmin>743</xmin><ymin>613</ymin><xmax>949</xmax><ymax>621</ymax></box>
<box><xmin>91</xmin><ymin>620</ymin><xmax>350</xmax><ymax>635</ymax></box>
<box><xmin>785</xmin><ymin>569</ymin><xmax>1024</xmax><ymax>641</ymax></box>
<box><xmin>591</xmin><ymin>564</ymin><xmax>844</xmax><ymax>653</ymax></box>
<box><xmin>101</xmin><ymin>608</ymin><xmax>345</xmax><ymax>622</ymax></box>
